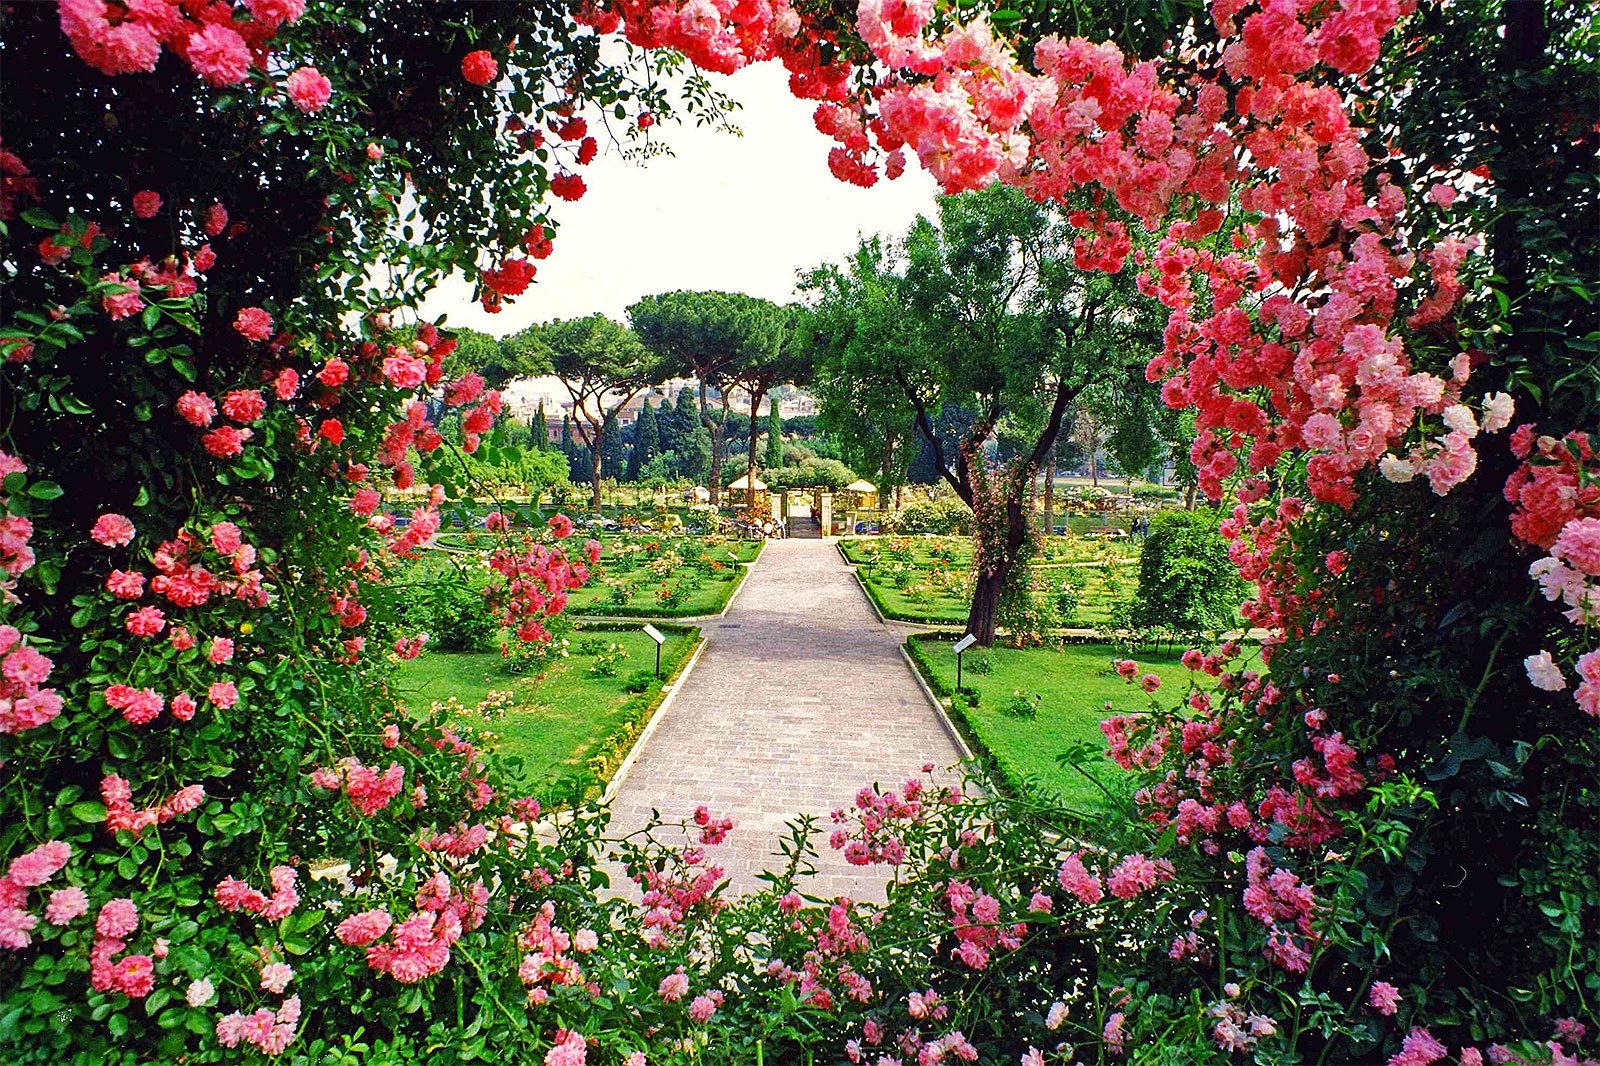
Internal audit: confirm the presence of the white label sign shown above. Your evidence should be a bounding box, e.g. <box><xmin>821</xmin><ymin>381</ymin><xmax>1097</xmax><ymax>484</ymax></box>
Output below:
<box><xmin>952</xmin><ymin>634</ymin><xmax>978</xmax><ymax>654</ymax></box>
<box><xmin>642</xmin><ymin>624</ymin><xmax>667</xmax><ymax>646</ymax></box>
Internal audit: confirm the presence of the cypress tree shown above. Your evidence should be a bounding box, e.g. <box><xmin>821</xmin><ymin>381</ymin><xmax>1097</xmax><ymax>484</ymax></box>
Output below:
<box><xmin>559</xmin><ymin>413</ymin><xmax>573</xmax><ymax>452</ymax></box>
<box><xmin>669</xmin><ymin>387</ymin><xmax>698</xmax><ymax>455</ymax></box>
<box><xmin>530</xmin><ymin>402</ymin><xmax>549</xmax><ymax>451</ymax></box>
<box><xmin>601</xmin><ymin>416</ymin><xmax>625</xmax><ymax>481</ymax></box>
<box><xmin>764</xmin><ymin>397</ymin><xmax>784</xmax><ymax>468</ymax></box>
<box><xmin>629</xmin><ymin>398</ymin><xmax>660</xmax><ymax>481</ymax></box>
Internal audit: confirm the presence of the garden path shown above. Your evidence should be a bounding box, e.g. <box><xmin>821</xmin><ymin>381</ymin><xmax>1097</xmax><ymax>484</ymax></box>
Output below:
<box><xmin>604</xmin><ymin>536</ymin><xmax>965</xmax><ymax>899</ymax></box>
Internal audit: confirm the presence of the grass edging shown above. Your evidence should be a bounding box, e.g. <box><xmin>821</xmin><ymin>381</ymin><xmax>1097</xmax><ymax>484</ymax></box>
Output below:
<box><xmin>599</xmin><ymin>632</ymin><xmax>710</xmax><ymax>804</ymax></box>
<box><xmin>903</xmin><ymin>633</ymin><xmax>1030</xmax><ymax>797</ymax></box>
<box><xmin>568</xmin><ymin>621</ymin><xmax>703</xmax><ymax>790</ymax></box>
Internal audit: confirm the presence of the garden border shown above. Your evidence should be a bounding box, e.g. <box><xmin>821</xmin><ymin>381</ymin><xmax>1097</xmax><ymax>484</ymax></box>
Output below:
<box><xmin>898</xmin><ymin>641</ymin><xmax>975</xmax><ymax>765</ymax></box>
<box><xmin>561</xmin><ymin>620</ymin><xmax>706</xmax><ymax>793</ymax></box>
<box><xmin>902</xmin><ymin>632</ymin><xmax>1028</xmax><ymax>796</ymax></box>
<box><xmin>598</xmin><ymin>631</ymin><xmax>712</xmax><ymax>805</ymax></box>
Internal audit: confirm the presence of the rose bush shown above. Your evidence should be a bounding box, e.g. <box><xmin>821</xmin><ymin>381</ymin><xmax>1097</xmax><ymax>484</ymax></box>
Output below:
<box><xmin>0</xmin><ymin>0</ymin><xmax>1595</xmax><ymax>1064</ymax></box>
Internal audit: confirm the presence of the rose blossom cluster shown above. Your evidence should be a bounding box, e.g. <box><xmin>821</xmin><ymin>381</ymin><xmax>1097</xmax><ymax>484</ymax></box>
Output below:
<box><xmin>771</xmin><ymin>898</ymin><xmax>873</xmax><ymax>1013</ymax></box>
<box><xmin>310</xmin><ymin>756</ymin><xmax>406</xmax><ymax>816</ymax></box>
<box><xmin>101</xmin><ymin>773</ymin><xmax>206</xmax><ymax>836</ymax></box>
<box><xmin>635</xmin><ymin>847</ymin><xmax>727</xmax><ymax>949</ymax></box>
<box><xmin>0</xmin><ymin>448</ymin><xmax>38</xmax><ymax>589</ymax></box>
<box><xmin>58</xmin><ymin>0</ymin><xmax>305</xmax><ymax>85</ymax></box>
<box><xmin>214</xmin><ymin>865</ymin><xmax>299</xmax><ymax>921</ymax></box>
<box><xmin>944</xmin><ymin>880</ymin><xmax>1026</xmax><ymax>971</ymax></box>
<box><xmin>1507</xmin><ymin>430</ymin><xmax>1600</xmax><ymax>719</ymax></box>
<box><xmin>516</xmin><ymin>901</ymin><xmax>598</xmax><ymax>1005</ymax></box>
<box><xmin>483</xmin><ymin>529</ymin><xmax>590</xmax><ymax>645</ymax></box>
<box><xmin>828</xmin><ymin>779</ymin><xmax>930</xmax><ymax>866</ymax></box>
<box><xmin>0</xmin><ymin>623</ymin><xmax>64</xmax><ymax>736</ymax></box>
<box><xmin>0</xmin><ymin>841</ymin><xmax>76</xmax><ymax>950</ymax></box>
<box><xmin>215</xmin><ymin>994</ymin><xmax>301</xmax><ymax>1056</ymax></box>
<box><xmin>88</xmin><ymin>897</ymin><xmax>155</xmax><ymax>999</ymax></box>
<box><xmin>336</xmin><ymin>872</ymin><xmax>487</xmax><ymax>984</ymax></box>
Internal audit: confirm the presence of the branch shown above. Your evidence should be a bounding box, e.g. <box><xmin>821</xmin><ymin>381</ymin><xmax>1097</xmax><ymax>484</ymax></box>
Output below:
<box><xmin>895</xmin><ymin>368</ymin><xmax>969</xmax><ymax>504</ymax></box>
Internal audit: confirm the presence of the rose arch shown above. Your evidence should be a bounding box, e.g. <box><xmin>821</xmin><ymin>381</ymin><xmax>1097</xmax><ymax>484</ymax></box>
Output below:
<box><xmin>0</xmin><ymin>1</ymin><xmax>1595</xmax><ymax>1063</ymax></box>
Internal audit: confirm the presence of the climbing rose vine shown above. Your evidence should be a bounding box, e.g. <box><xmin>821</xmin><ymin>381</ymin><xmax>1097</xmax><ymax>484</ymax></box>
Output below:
<box><xmin>0</xmin><ymin>0</ymin><xmax>1595</xmax><ymax>1064</ymax></box>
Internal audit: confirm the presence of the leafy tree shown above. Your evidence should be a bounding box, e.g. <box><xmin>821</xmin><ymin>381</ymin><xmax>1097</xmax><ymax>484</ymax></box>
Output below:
<box><xmin>518</xmin><ymin>315</ymin><xmax>661</xmax><ymax>513</ymax></box>
<box><xmin>805</xmin><ymin>185</ymin><xmax>1161</xmax><ymax>644</ymax></box>
<box><xmin>723</xmin><ymin>303</ymin><xmax>811</xmax><ymax>497</ymax></box>
<box><xmin>601</xmin><ymin>415</ymin><xmax>625</xmax><ymax>481</ymax></box>
<box><xmin>463</xmin><ymin>444</ymin><xmax>568</xmax><ymax>503</ymax></box>
<box><xmin>629</xmin><ymin>291</ymin><xmax>789</xmax><ymax>506</ymax></box>
<box><xmin>442</xmin><ymin>327</ymin><xmax>510</xmax><ymax>385</ymax></box>
<box><xmin>1128</xmin><ymin>509</ymin><xmax>1248</xmax><ymax>640</ymax></box>
<box><xmin>763</xmin><ymin>457</ymin><xmax>856</xmax><ymax>491</ymax></box>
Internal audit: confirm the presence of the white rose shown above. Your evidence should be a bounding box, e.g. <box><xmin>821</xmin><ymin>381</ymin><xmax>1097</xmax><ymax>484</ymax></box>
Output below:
<box><xmin>1442</xmin><ymin>404</ymin><xmax>1479</xmax><ymax>437</ymax></box>
<box><xmin>1524</xmin><ymin>650</ymin><xmax>1567</xmax><ymax>692</ymax></box>
<box><xmin>186</xmin><ymin>978</ymin><xmax>215</xmax><ymax>1007</ymax></box>
<box><xmin>1378</xmin><ymin>455</ymin><xmax>1415</xmax><ymax>483</ymax></box>
<box><xmin>1482</xmin><ymin>392</ymin><xmax>1515</xmax><ymax>433</ymax></box>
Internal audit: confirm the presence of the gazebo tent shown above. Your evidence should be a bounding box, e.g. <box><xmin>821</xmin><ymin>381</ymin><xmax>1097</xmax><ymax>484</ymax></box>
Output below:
<box><xmin>843</xmin><ymin>479</ymin><xmax>876</xmax><ymax>493</ymax></box>
<box><xmin>726</xmin><ymin>473</ymin><xmax>768</xmax><ymax>509</ymax></box>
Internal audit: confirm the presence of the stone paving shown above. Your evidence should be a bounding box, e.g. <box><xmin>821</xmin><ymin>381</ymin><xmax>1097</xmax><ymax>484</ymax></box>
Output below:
<box><xmin>604</xmin><ymin>536</ymin><xmax>965</xmax><ymax>899</ymax></box>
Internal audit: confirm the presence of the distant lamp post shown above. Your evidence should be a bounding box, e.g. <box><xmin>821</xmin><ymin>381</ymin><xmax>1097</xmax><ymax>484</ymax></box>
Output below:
<box><xmin>953</xmin><ymin>633</ymin><xmax>977</xmax><ymax>690</ymax></box>
<box><xmin>643</xmin><ymin>623</ymin><xmax>666</xmax><ymax>678</ymax></box>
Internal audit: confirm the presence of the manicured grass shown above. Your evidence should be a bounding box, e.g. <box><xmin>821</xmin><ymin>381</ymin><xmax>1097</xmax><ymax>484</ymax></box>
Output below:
<box><xmin>393</xmin><ymin>624</ymin><xmax>699</xmax><ymax>797</ymax></box>
<box><xmin>906</xmin><ymin>634</ymin><xmax>1193</xmax><ymax>807</ymax></box>
<box><xmin>841</xmin><ymin>535</ymin><xmax>1139</xmax><ymax>628</ymax></box>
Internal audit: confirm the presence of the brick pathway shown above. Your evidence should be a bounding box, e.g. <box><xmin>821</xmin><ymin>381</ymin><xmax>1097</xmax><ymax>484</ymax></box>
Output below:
<box><xmin>604</xmin><ymin>537</ymin><xmax>965</xmax><ymax>899</ymax></box>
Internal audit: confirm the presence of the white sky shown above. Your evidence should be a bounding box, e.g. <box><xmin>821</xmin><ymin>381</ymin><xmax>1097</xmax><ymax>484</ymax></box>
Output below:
<box><xmin>415</xmin><ymin>61</ymin><xmax>939</xmax><ymax>337</ymax></box>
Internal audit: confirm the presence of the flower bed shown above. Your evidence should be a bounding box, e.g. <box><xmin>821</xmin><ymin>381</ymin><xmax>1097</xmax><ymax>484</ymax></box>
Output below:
<box><xmin>843</xmin><ymin>535</ymin><xmax>1138</xmax><ymax>628</ymax></box>
<box><xmin>564</xmin><ymin>534</ymin><xmax>763</xmax><ymax>618</ymax></box>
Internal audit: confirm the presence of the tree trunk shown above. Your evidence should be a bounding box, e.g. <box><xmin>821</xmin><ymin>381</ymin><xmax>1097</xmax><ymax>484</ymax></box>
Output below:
<box><xmin>1184</xmin><ymin>483</ymin><xmax>1197</xmax><ymax>510</ymax></box>
<box><xmin>589</xmin><ymin>430</ymin><xmax>604</xmax><ymax>514</ymax></box>
<box><xmin>746</xmin><ymin>386</ymin><xmax>766</xmax><ymax>514</ymax></box>
<box><xmin>966</xmin><ymin>495</ymin><xmax>1030</xmax><ymax>647</ymax></box>
<box><xmin>1042</xmin><ymin>444</ymin><xmax>1056</xmax><ymax>536</ymax></box>
<box><xmin>699</xmin><ymin>379</ymin><xmax>724</xmax><ymax>508</ymax></box>
<box><xmin>960</xmin><ymin>547</ymin><xmax>1011</xmax><ymax>646</ymax></box>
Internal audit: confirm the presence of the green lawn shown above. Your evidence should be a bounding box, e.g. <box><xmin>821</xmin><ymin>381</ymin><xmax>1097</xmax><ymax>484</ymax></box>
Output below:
<box><xmin>393</xmin><ymin>624</ymin><xmax>699</xmax><ymax>797</ymax></box>
<box><xmin>905</xmin><ymin>634</ymin><xmax>1194</xmax><ymax>807</ymax></box>
<box><xmin>840</xmin><ymin>535</ymin><xmax>1139</xmax><ymax>628</ymax></box>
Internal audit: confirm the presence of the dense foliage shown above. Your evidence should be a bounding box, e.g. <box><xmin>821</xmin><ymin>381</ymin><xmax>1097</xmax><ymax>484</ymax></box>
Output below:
<box><xmin>0</xmin><ymin>0</ymin><xmax>1596</xmax><ymax>1063</ymax></box>
<box><xmin>1128</xmin><ymin>509</ymin><xmax>1246</xmax><ymax>642</ymax></box>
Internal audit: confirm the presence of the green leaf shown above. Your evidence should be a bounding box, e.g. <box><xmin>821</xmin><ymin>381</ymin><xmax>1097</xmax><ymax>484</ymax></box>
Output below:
<box><xmin>70</xmin><ymin>801</ymin><xmax>107</xmax><ymax>823</ymax></box>
<box><xmin>27</xmin><ymin>481</ymin><xmax>63</xmax><ymax>500</ymax></box>
<box><xmin>141</xmin><ymin>305</ymin><xmax>161</xmax><ymax>330</ymax></box>
<box><xmin>20</xmin><ymin>207</ymin><xmax>56</xmax><ymax>230</ymax></box>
